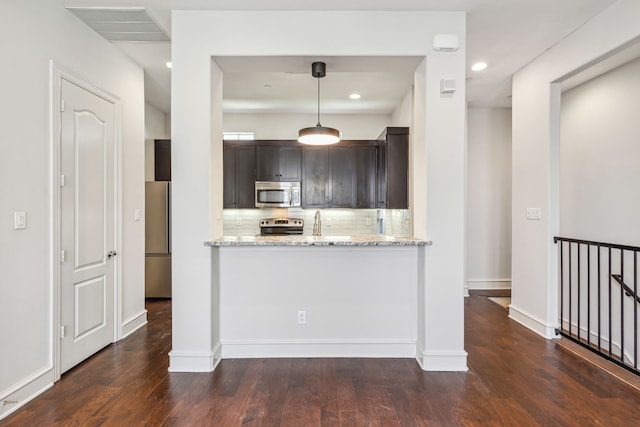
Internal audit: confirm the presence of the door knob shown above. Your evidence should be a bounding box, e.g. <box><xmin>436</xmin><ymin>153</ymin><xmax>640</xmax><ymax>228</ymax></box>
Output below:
<box><xmin>107</xmin><ymin>250</ymin><xmax>117</xmax><ymax>259</ymax></box>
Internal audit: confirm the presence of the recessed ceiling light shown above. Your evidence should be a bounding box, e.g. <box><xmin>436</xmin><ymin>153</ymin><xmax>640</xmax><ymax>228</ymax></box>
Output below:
<box><xmin>349</xmin><ymin>93</ymin><xmax>361</xmax><ymax>100</ymax></box>
<box><xmin>165</xmin><ymin>61</ymin><xmax>172</xmax><ymax>69</ymax></box>
<box><xmin>471</xmin><ymin>62</ymin><xmax>487</xmax><ymax>71</ymax></box>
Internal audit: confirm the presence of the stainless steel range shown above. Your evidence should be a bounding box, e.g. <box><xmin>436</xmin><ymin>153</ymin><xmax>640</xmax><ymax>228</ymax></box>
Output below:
<box><xmin>259</xmin><ymin>218</ymin><xmax>304</xmax><ymax>235</ymax></box>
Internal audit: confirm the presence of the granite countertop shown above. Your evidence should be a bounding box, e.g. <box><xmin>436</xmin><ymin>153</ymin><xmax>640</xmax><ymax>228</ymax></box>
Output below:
<box><xmin>205</xmin><ymin>235</ymin><xmax>431</xmax><ymax>247</ymax></box>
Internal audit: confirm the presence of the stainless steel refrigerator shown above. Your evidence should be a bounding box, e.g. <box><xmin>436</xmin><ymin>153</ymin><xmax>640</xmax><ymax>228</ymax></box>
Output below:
<box><xmin>145</xmin><ymin>181</ymin><xmax>171</xmax><ymax>298</ymax></box>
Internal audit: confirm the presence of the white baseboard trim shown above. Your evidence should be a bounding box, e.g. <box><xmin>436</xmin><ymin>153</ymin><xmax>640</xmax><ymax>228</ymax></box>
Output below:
<box><xmin>466</xmin><ymin>278</ymin><xmax>512</xmax><ymax>291</ymax></box>
<box><xmin>168</xmin><ymin>344</ymin><xmax>222</xmax><ymax>372</ymax></box>
<box><xmin>122</xmin><ymin>309</ymin><xmax>148</xmax><ymax>339</ymax></box>
<box><xmin>560</xmin><ymin>319</ymin><xmax>633</xmax><ymax>364</ymax></box>
<box><xmin>509</xmin><ymin>304</ymin><xmax>559</xmax><ymax>339</ymax></box>
<box><xmin>415</xmin><ymin>343</ymin><xmax>468</xmax><ymax>371</ymax></box>
<box><xmin>0</xmin><ymin>367</ymin><xmax>54</xmax><ymax>420</ymax></box>
<box><xmin>221</xmin><ymin>339</ymin><xmax>416</xmax><ymax>359</ymax></box>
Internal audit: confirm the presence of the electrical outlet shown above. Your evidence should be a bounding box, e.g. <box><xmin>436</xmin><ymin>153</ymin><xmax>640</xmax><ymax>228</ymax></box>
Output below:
<box><xmin>236</xmin><ymin>218</ymin><xmax>242</xmax><ymax>226</ymax></box>
<box><xmin>297</xmin><ymin>310</ymin><xmax>306</xmax><ymax>324</ymax></box>
<box><xmin>325</xmin><ymin>218</ymin><xmax>332</xmax><ymax>226</ymax></box>
<box><xmin>365</xmin><ymin>218</ymin><xmax>372</xmax><ymax>225</ymax></box>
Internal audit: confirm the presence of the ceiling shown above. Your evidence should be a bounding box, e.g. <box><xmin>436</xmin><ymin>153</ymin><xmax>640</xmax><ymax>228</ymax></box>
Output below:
<box><xmin>63</xmin><ymin>0</ymin><xmax>622</xmax><ymax>114</ymax></box>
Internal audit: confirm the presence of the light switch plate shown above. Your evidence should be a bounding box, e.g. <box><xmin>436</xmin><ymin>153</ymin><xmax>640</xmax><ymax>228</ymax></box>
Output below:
<box><xmin>14</xmin><ymin>211</ymin><xmax>27</xmax><ymax>230</ymax></box>
<box><xmin>134</xmin><ymin>208</ymin><xmax>141</xmax><ymax>221</ymax></box>
<box><xmin>526</xmin><ymin>208</ymin><xmax>541</xmax><ymax>220</ymax></box>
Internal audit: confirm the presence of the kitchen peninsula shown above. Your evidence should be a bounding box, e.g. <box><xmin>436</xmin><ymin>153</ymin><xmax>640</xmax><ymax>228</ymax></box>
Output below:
<box><xmin>205</xmin><ymin>235</ymin><xmax>429</xmax><ymax>360</ymax></box>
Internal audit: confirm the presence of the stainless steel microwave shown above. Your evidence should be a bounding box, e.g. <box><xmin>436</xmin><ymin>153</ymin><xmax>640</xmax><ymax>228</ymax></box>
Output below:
<box><xmin>255</xmin><ymin>181</ymin><xmax>301</xmax><ymax>208</ymax></box>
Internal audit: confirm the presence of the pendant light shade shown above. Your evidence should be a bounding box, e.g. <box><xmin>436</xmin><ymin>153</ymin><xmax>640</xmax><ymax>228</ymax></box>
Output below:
<box><xmin>298</xmin><ymin>125</ymin><xmax>340</xmax><ymax>145</ymax></box>
<box><xmin>298</xmin><ymin>62</ymin><xmax>341</xmax><ymax>145</ymax></box>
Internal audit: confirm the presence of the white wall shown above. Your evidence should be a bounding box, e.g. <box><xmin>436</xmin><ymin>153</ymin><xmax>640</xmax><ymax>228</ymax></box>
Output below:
<box><xmin>391</xmin><ymin>88</ymin><xmax>413</xmax><ymax>127</ymax></box>
<box><xmin>224</xmin><ymin>113</ymin><xmax>390</xmax><ymax>140</ymax></box>
<box><xmin>145</xmin><ymin>103</ymin><xmax>169</xmax><ymax>181</ymax></box>
<box><xmin>560</xmin><ymin>57</ymin><xmax>640</xmax><ymax>244</ymax></box>
<box><xmin>0</xmin><ymin>1</ymin><xmax>145</xmax><ymax>418</ymax></box>
<box><xmin>511</xmin><ymin>0</ymin><xmax>640</xmax><ymax>338</ymax></box>
<box><xmin>171</xmin><ymin>10</ymin><xmax>467</xmax><ymax>372</ymax></box>
<box><xmin>466</xmin><ymin>108</ymin><xmax>512</xmax><ymax>291</ymax></box>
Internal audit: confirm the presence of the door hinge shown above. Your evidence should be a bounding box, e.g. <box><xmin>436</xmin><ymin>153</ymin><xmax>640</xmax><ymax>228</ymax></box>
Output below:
<box><xmin>60</xmin><ymin>174</ymin><xmax>65</xmax><ymax>187</ymax></box>
<box><xmin>60</xmin><ymin>249</ymin><xmax>66</xmax><ymax>263</ymax></box>
<box><xmin>60</xmin><ymin>325</ymin><xmax>66</xmax><ymax>339</ymax></box>
<box><xmin>60</xmin><ymin>99</ymin><xmax>65</xmax><ymax>112</ymax></box>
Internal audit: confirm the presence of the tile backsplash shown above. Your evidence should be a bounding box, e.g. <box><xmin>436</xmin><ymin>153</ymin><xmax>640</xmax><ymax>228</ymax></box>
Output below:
<box><xmin>223</xmin><ymin>208</ymin><xmax>411</xmax><ymax>237</ymax></box>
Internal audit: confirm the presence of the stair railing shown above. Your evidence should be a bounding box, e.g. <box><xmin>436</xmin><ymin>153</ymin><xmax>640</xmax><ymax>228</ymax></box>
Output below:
<box><xmin>554</xmin><ymin>236</ymin><xmax>640</xmax><ymax>375</ymax></box>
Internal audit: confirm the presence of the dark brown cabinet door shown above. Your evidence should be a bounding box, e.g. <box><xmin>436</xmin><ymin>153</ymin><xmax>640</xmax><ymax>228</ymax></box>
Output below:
<box><xmin>354</xmin><ymin>146</ymin><xmax>377</xmax><ymax>208</ymax></box>
<box><xmin>223</xmin><ymin>146</ymin><xmax>235</xmax><ymax>208</ymax></box>
<box><xmin>256</xmin><ymin>146</ymin><xmax>279</xmax><ymax>181</ymax></box>
<box><xmin>235</xmin><ymin>146</ymin><xmax>257</xmax><ymax>207</ymax></box>
<box><xmin>256</xmin><ymin>146</ymin><xmax>301</xmax><ymax>182</ymax></box>
<box><xmin>329</xmin><ymin>147</ymin><xmax>356</xmax><ymax>208</ymax></box>
<box><xmin>377</xmin><ymin>128</ymin><xmax>408</xmax><ymax>209</ymax></box>
<box><xmin>302</xmin><ymin>147</ymin><xmax>329</xmax><ymax>208</ymax></box>
<box><xmin>223</xmin><ymin>145</ymin><xmax>256</xmax><ymax>208</ymax></box>
<box><xmin>279</xmin><ymin>146</ymin><xmax>301</xmax><ymax>182</ymax></box>
<box><xmin>154</xmin><ymin>139</ymin><xmax>171</xmax><ymax>181</ymax></box>
<box><xmin>328</xmin><ymin>146</ymin><xmax>377</xmax><ymax>208</ymax></box>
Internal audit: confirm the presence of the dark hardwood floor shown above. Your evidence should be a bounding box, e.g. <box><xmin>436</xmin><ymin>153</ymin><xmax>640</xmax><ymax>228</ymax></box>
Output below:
<box><xmin>4</xmin><ymin>296</ymin><xmax>640</xmax><ymax>426</ymax></box>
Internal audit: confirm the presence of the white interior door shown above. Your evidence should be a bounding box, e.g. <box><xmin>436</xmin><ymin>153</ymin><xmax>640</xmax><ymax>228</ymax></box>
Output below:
<box><xmin>59</xmin><ymin>78</ymin><xmax>116</xmax><ymax>374</ymax></box>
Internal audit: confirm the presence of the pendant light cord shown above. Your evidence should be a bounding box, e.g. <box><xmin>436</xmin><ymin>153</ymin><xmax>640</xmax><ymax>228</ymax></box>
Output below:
<box><xmin>316</xmin><ymin>77</ymin><xmax>321</xmax><ymax>127</ymax></box>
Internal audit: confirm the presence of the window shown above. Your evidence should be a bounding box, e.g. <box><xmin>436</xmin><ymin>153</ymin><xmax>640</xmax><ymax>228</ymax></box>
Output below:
<box><xmin>222</xmin><ymin>132</ymin><xmax>254</xmax><ymax>141</ymax></box>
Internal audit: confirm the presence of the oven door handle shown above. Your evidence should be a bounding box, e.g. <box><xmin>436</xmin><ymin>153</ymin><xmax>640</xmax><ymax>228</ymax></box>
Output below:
<box><xmin>289</xmin><ymin>187</ymin><xmax>293</xmax><ymax>206</ymax></box>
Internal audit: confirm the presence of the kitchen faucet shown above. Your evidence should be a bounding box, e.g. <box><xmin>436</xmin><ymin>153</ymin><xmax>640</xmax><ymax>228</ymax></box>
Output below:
<box><xmin>313</xmin><ymin>210</ymin><xmax>321</xmax><ymax>236</ymax></box>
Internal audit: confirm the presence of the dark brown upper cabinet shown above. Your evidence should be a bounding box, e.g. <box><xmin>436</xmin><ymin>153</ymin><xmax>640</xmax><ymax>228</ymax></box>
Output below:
<box><xmin>301</xmin><ymin>147</ymin><xmax>329</xmax><ymax>208</ymax></box>
<box><xmin>301</xmin><ymin>143</ymin><xmax>377</xmax><ymax>209</ymax></box>
<box><xmin>377</xmin><ymin>127</ymin><xmax>408</xmax><ymax>209</ymax></box>
<box><xmin>256</xmin><ymin>146</ymin><xmax>301</xmax><ymax>182</ymax></box>
<box><xmin>329</xmin><ymin>146</ymin><xmax>377</xmax><ymax>208</ymax></box>
<box><xmin>223</xmin><ymin>129</ymin><xmax>408</xmax><ymax>210</ymax></box>
<box><xmin>223</xmin><ymin>145</ymin><xmax>256</xmax><ymax>208</ymax></box>
<box><xmin>154</xmin><ymin>139</ymin><xmax>171</xmax><ymax>181</ymax></box>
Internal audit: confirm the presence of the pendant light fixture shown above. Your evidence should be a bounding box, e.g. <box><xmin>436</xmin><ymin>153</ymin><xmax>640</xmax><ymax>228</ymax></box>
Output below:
<box><xmin>298</xmin><ymin>62</ymin><xmax>341</xmax><ymax>145</ymax></box>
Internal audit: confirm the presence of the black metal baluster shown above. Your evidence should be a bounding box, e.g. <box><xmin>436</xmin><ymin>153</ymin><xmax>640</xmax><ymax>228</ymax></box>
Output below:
<box><xmin>635</xmin><ymin>250</ymin><xmax>638</xmax><ymax>369</ymax></box>
<box><xmin>587</xmin><ymin>244</ymin><xmax>591</xmax><ymax>347</ymax></box>
<box><xmin>598</xmin><ymin>244</ymin><xmax>601</xmax><ymax>352</ymax></box>
<box><xmin>609</xmin><ymin>247</ymin><xmax>612</xmax><ymax>357</ymax></box>
<box><xmin>621</xmin><ymin>249</ymin><xmax>625</xmax><ymax>362</ymax></box>
<box><xmin>560</xmin><ymin>240</ymin><xmax>564</xmax><ymax>334</ymax></box>
<box><xmin>578</xmin><ymin>243</ymin><xmax>581</xmax><ymax>341</ymax></box>
<box><xmin>569</xmin><ymin>242</ymin><xmax>573</xmax><ymax>337</ymax></box>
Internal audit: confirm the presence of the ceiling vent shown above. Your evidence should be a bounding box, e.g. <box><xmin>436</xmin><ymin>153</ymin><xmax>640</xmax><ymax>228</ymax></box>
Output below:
<box><xmin>66</xmin><ymin>7</ymin><xmax>169</xmax><ymax>42</ymax></box>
